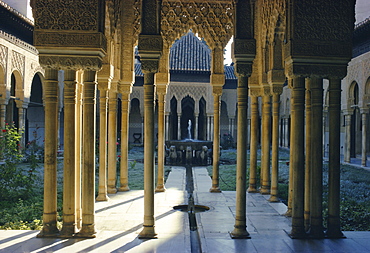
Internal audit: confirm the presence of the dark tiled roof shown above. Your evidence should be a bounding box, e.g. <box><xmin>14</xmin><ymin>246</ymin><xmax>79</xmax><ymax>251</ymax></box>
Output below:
<box><xmin>135</xmin><ymin>31</ymin><xmax>237</xmax><ymax>80</ymax></box>
<box><xmin>353</xmin><ymin>16</ymin><xmax>370</xmax><ymax>57</ymax></box>
<box><xmin>170</xmin><ymin>32</ymin><xmax>211</xmax><ymax>72</ymax></box>
<box><xmin>224</xmin><ymin>65</ymin><xmax>237</xmax><ymax>80</ymax></box>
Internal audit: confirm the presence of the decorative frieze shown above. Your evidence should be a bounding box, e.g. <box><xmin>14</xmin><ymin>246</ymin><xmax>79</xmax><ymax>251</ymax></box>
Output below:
<box><xmin>39</xmin><ymin>56</ymin><xmax>102</xmax><ymax>71</ymax></box>
<box><xmin>34</xmin><ymin>32</ymin><xmax>107</xmax><ymax>52</ymax></box>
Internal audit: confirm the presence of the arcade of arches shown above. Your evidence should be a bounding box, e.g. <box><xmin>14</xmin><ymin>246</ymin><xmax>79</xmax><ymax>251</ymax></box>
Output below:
<box><xmin>3</xmin><ymin>0</ymin><xmax>357</xmax><ymax>240</ymax></box>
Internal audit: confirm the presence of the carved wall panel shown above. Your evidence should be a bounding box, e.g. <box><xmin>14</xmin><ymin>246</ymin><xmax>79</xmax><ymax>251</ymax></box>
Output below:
<box><xmin>11</xmin><ymin>50</ymin><xmax>25</xmax><ymax>77</ymax></box>
<box><xmin>32</xmin><ymin>0</ymin><xmax>102</xmax><ymax>32</ymax></box>
<box><xmin>0</xmin><ymin>45</ymin><xmax>7</xmax><ymax>71</ymax></box>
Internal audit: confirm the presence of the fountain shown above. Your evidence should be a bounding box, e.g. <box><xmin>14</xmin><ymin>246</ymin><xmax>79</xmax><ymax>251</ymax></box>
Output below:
<box><xmin>165</xmin><ymin>120</ymin><xmax>213</xmax><ymax>166</ymax></box>
<box><xmin>173</xmin><ymin>165</ymin><xmax>209</xmax><ymax>252</ymax></box>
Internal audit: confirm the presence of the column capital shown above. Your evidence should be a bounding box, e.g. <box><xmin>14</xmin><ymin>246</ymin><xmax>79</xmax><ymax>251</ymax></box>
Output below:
<box><xmin>118</xmin><ymin>84</ymin><xmax>132</xmax><ymax>95</ymax></box>
<box><xmin>249</xmin><ymin>87</ymin><xmax>261</xmax><ymax>97</ymax></box>
<box><xmin>271</xmin><ymin>85</ymin><xmax>283</xmax><ymax>95</ymax></box>
<box><xmin>211</xmin><ymin>73</ymin><xmax>225</xmax><ymax>87</ymax></box>
<box><xmin>212</xmin><ymin>86</ymin><xmax>223</xmax><ymax>96</ymax></box>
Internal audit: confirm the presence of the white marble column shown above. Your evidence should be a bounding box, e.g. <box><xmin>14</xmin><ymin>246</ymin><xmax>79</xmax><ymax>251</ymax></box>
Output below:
<box><xmin>361</xmin><ymin>112</ymin><xmax>368</xmax><ymax>166</ymax></box>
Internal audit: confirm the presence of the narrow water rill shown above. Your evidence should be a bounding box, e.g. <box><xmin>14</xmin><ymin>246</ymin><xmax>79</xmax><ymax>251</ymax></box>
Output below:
<box><xmin>173</xmin><ymin>165</ymin><xmax>209</xmax><ymax>253</ymax></box>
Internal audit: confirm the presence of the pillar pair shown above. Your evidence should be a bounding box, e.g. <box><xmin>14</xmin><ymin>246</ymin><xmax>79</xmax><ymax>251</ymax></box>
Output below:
<box><xmin>289</xmin><ymin>76</ymin><xmax>343</xmax><ymax>238</ymax></box>
<box><xmin>38</xmin><ymin>68</ymin><xmax>98</xmax><ymax>238</ymax></box>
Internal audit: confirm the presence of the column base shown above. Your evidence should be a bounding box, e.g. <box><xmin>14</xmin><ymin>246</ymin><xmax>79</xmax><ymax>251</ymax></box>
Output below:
<box><xmin>284</xmin><ymin>208</ymin><xmax>292</xmax><ymax>217</ymax></box>
<box><xmin>290</xmin><ymin>226</ymin><xmax>307</xmax><ymax>239</ymax></box>
<box><xmin>247</xmin><ymin>185</ymin><xmax>258</xmax><ymax>193</ymax></box>
<box><xmin>326</xmin><ymin>227</ymin><xmax>345</xmax><ymax>238</ymax></box>
<box><xmin>96</xmin><ymin>194</ymin><xmax>109</xmax><ymax>201</ymax></box>
<box><xmin>209</xmin><ymin>186</ymin><xmax>221</xmax><ymax>193</ymax></box>
<box><xmin>268</xmin><ymin>195</ymin><xmax>279</xmax><ymax>202</ymax></box>
<box><xmin>308</xmin><ymin>226</ymin><xmax>325</xmax><ymax>239</ymax></box>
<box><xmin>36</xmin><ymin>222</ymin><xmax>59</xmax><ymax>238</ymax></box>
<box><xmin>229</xmin><ymin>228</ymin><xmax>251</xmax><ymax>239</ymax></box>
<box><xmin>107</xmin><ymin>187</ymin><xmax>117</xmax><ymax>194</ymax></box>
<box><xmin>75</xmin><ymin>224</ymin><xmax>97</xmax><ymax>238</ymax></box>
<box><xmin>59</xmin><ymin>223</ymin><xmax>78</xmax><ymax>238</ymax></box>
<box><xmin>155</xmin><ymin>185</ymin><xmax>166</xmax><ymax>192</ymax></box>
<box><xmin>118</xmin><ymin>185</ymin><xmax>130</xmax><ymax>192</ymax></box>
<box><xmin>138</xmin><ymin>226</ymin><xmax>157</xmax><ymax>239</ymax></box>
<box><xmin>260</xmin><ymin>187</ymin><xmax>270</xmax><ymax>195</ymax></box>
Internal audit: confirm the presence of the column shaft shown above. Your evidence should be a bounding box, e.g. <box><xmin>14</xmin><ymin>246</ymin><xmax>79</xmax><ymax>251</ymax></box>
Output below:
<box><xmin>119</xmin><ymin>92</ymin><xmax>130</xmax><ymax>192</ymax></box>
<box><xmin>344</xmin><ymin>114</ymin><xmax>351</xmax><ymax>163</ymax></box>
<box><xmin>156</xmin><ymin>91</ymin><xmax>166</xmax><ymax>192</ymax></box>
<box><xmin>304</xmin><ymin>81</ymin><xmax>312</xmax><ymax>232</ymax></box>
<box><xmin>260</xmin><ymin>95</ymin><xmax>271</xmax><ymax>194</ymax></box>
<box><xmin>309</xmin><ymin>77</ymin><xmax>324</xmax><ymax>238</ymax></box>
<box><xmin>269</xmin><ymin>93</ymin><xmax>280</xmax><ymax>202</ymax></box>
<box><xmin>139</xmin><ymin>73</ymin><xmax>157</xmax><ymax>238</ymax></box>
<box><xmin>37</xmin><ymin>68</ymin><xmax>59</xmax><ymax>237</ymax></box>
<box><xmin>326</xmin><ymin>78</ymin><xmax>344</xmax><ymax>238</ymax></box>
<box><xmin>231</xmin><ymin>76</ymin><xmax>250</xmax><ymax>238</ymax></box>
<box><xmin>107</xmin><ymin>92</ymin><xmax>118</xmax><ymax>194</ymax></box>
<box><xmin>177</xmin><ymin>115</ymin><xmax>181</xmax><ymax>140</ymax></box>
<box><xmin>362</xmin><ymin>113</ymin><xmax>368</xmax><ymax>166</ymax></box>
<box><xmin>60</xmin><ymin>69</ymin><xmax>77</xmax><ymax>237</ymax></box>
<box><xmin>76</xmin><ymin>70</ymin><xmax>97</xmax><ymax>238</ymax></box>
<box><xmin>210</xmin><ymin>88</ymin><xmax>222</xmax><ymax>192</ymax></box>
<box><xmin>248</xmin><ymin>96</ymin><xmax>258</xmax><ymax>193</ymax></box>
<box><xmin>96</xmin><ymin>87</ymin><xmax>109</xmax><ymax>201</ymax></box>
<box><xmin>290</xmin><ymin>76</ymin><xmax>306</xmax><ymax>238</ymax></box>
<box><xmin>75</xmin><ymin>79</ymin><xmax>83</xmax><ymax>230</ymax></box>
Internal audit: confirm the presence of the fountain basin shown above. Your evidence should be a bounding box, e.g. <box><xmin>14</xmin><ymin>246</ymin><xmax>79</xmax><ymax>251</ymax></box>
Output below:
<box><xmin>165</xmin><ymin>139</ymin><xmax>213</xmax><ymax>166</ymax></box>
<box><xmin>173</xmin><ymin>204</ymin><xmax>210</xmax><ymax>213</ymax></box>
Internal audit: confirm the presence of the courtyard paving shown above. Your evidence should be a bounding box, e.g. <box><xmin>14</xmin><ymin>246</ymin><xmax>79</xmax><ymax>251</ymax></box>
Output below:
<box><xmin>1</xmin><ymin>166</ymin><xmax>370</xmax><ymax>252</ymax></box>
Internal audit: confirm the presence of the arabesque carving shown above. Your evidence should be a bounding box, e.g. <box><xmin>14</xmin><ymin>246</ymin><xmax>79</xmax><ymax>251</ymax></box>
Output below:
<box><xmin>161</xmin><ymin>0</ymin><xmax>234</xmax><ymax>48</ymax></box>
<box><xmin>32</xmin><ymin>0</ymin><xmax>100</xmax><ymax>31</ymax></box>
<box><xmin>12</xmin><ymin>50</ymin><xmax>25</xmax><ymax>77</ymax></box>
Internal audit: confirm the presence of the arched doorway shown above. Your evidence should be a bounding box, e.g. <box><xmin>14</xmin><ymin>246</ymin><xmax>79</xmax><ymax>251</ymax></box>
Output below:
<box><xmin>181</xmin><ymin>96</ymin><xmax>195</xmax><ymax>140</ymax></box>
<box><xmin>26</xmin><ymin>73</ymin><xmax>44</xmax><ymax>145</ymax></box>
<box><xmin>6</xmin><ymin>72</ymin><xmax>21</xmax><ymax>128</ymax></box>
<box><xmin>350</xmin><ymin>82</ymin><xmax>360</xmax><ymax>158</ymax></box>
<box><xmin>129</xmin><ymin>98</ymin><xmax>142</xmax><ymax>143</ymax></box>
<box><xmin>169</xmin><ymin>96</ymin><xmax>178</xmax><ymax>140</ymax></box>
<box><xmin>198</xmin><ymin>97</ymin><xmax>206</xmax><ymax>140</ymax></box>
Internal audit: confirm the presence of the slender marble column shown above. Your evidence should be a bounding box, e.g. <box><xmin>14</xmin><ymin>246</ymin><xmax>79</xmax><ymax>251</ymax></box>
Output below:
<box><xmin>260</xmin><ymin>95</ymin><xmax>271</xmax><ymax>195</ymax></box>
<box><xmin>207</xmin><ymin>116</ymin><xmax>211</xmax><ymax>140</ymax></box>
<box><xmin>156</xmin><ymin>87</ymin><xmax>166</xmax><ymax>192</ymax></box>
<box><xmin>195</xmin><ymin>113</ymin><xmax>199</xmax><ymax>140</ymax></box>
<box><xmin>119</xmin><ymin>88</ymin><xmax>130</xmax><ymax>192</ymax></box>
<box><xmin>139</xmin><ymin>72</ymin><xmax>157</xmax><ymax>239</ymax></box>
<box><xmin>76</xmin><ymin>70</ymin><xmax>97</xmax><ymax>238</ymax></box>
<box><xmin>96</xmin><ymin>85</ymin><xmax>109</xmax><ymax>201</ymax></box>
<box><xmin>230</xmin><ymin>75</ymin><xmax>250</xmax><ymax>238</ymax></box>
<box><xmin>269</xmin><ymin>93</ymin><xmax>280</xmax><ymax>202</ymax></box>
<box><xmin>75</xmin><ymin>76</ymin><xmax>83</xmax><ymax>229</ymax></box>
<box><xmin>362</xmin><ymin>112</ymin><xmax>368</xmax><ymax>166</ymax></box>
<box><xmin>37</xmin><ymin>68</ymin><xmax>59</xmax><ymax>238</ymax></box>
<box><xmin>344</xmin><ymin>114</ymin><xmax>351</xmax><ymax>163</ymax></box>
<box><xmin>177</xmin><ymin>115</ymin><xmax>181</xmax><ymax>140</ymax></box>
<box><xmin>309</xmin><ymin>77</ymin><xmax>324</xmax><ymax>238</ymax></box>
<box><xmin>290</xmin><ymin>76</ymin><xmax>306</xmax><ymax>238</ymax></box>
<box><xmin>16</xmin><ymin>103</ymin><xmax>26</xmax><ymax>146</ymax></box>
<box><xmin>0</xmin><ymin>84</ymin><xmax>6</xmax><ymax>129</ymax></box>
<box><xmin>60</xmin><ymin>69</ymin><xmax>78</xmax><ymax>237</ymax></box>
<box><xmin>304</xmin><ymin>80</ymin><xmax>312</xmax><ymax>232</ymax></box>
<box><xmin>326</xmin><ymin>78</ymin><xmax>344</xmax><ymax>238</ymax></box>
<box><xmin>107</xmin><ymin>91</ymin><xmax>118</xmax><ymax>194</ymax></box>
<box><xmin>210</xmin><ymin>86</ymin><xmax>222</xmax><ymax>193</ymax></box>
<box><xmin>248</xmin><ymin>96</ymin><xmax>258</xmax><ymax>193</ymax></box>
<box><xmin>165</xmin><ymin>114</ymin><xmax>169</xmax><ymax>140</ymax></box>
